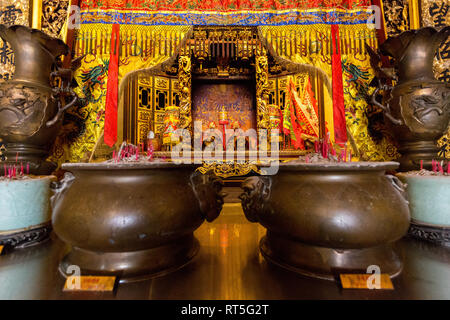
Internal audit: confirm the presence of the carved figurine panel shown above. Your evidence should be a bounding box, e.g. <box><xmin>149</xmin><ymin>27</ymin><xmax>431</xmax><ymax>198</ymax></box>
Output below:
<box><xmin>0</xmin><ymin>0</ymin><xmax>30</xmax><ymax>82</ymax></box>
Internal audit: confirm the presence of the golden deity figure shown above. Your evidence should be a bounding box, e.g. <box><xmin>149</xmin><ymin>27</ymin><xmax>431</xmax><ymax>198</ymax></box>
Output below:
<box><xmin>163</xmin><ymin>106</ymin><xmax>181</xmax><ymax>149</ymax></box>
<box><xmin>218</xmin><ymin>106</ymin><xmax>229</xmax><ymax>151</ymax></box>
<box><xmin>203</xmin><ymin>121</ymin><xmax>219</xmax><ymax>150</ymax></box>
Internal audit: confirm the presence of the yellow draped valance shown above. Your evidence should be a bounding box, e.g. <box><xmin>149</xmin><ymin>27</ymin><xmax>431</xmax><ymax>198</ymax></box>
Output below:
<box><xmin>258</xmin><ymin>24</ymin><xmax>400</xmax><ymax>161</ymax></box>
<box><xmin>49</xmin><ymin>24</ymin><xmax>192</xmax><ymax>166</ymax></box>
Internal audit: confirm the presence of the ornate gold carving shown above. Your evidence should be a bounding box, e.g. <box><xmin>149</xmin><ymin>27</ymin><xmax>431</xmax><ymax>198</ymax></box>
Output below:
<box><xmin>138</xmin><ymin>75</ymin><xmax>152</xmax><ymax>86</ymax></box>
<box><xmin>238</xmin><ymin>30</ymin><xmax>252</xmax><ymax>39</ymax></box>
<box><xmin>41</xmin><ymin>0</ymin><xmax>69</xmax><ymax>38</ymax></box>
<box><xmin>193</xmin><ymin>30</ymin><xmax>207</xmax><ymax>39</ymax></box>
<box><xmin>383</xmin><ymin>0</ymin><xmax>409</xmax><ymax>37</ymax></box>
<box><xmin>155</xmin><ymin>78</ymin><xmax>169</xmax><ymax>89</ymax></box>
<box><xmin>223</xmin><ymin>31</ymin><xmax>237</xmax><ymax>39</ymax></box>
<box><xmin>0</xmin><ymin>140</ymin><xmax>6</xmax><ymax>161</ymax></box>
<box><xmin>178</xmin><ymin>55</ymin><xmax>192</xmax><ymax>131</ymax></box>
<box><xmin>196</xmin><ymin>161</ymin><xmax>260</xmax><ymax>179</ymax></box>
<box><xmin>256</xmin><ymin>54</ymin><xmax>270</xmax><ymax>130</ymax></box>
<box><xmin>209</xmin><ymin>31</ymin><xmax>222</xmax><ymax>39</ymax></box>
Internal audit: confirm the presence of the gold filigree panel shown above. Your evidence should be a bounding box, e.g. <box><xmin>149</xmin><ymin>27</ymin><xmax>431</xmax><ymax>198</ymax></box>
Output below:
<box><xmin>383</xmin><ymin>0</ymin><xmax>409</xmax><ymax>38</ymax></box>
<box><xmin>421</xmin><ymin>0</ymin><xmax>450</xmax><ymax>83</ymax></box>
<box><xmin>0</xmin><ymin>0</ymin><xmax>30</xmax><ymax>82</ymax></box>
<box><xmin>196</xmin><ymin>162</ymin><xmax>260</xmax><ymax>179</ymax></box>
<box><xmin>41</xmin><ymin>0</ymin><xmax>69</xmax><ymax>39</ymax></box>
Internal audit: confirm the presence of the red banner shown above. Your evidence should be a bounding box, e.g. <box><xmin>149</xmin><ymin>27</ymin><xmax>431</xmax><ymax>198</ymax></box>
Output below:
<box><xmin>104</xmin><ymin>23</ymin><xmax>120</xmax><ymax>147</ymax></box>
<box><xmin>331</xmin><ymin>24</ymin><xmax>347</xmax><ymax>144</ymax></box>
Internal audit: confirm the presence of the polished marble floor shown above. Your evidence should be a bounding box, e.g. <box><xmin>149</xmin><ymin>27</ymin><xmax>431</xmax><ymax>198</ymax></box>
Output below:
<box><xmin>0</xmin><ymin>203</ymin><xmax>449</xmax><ymax>300</ymax></box>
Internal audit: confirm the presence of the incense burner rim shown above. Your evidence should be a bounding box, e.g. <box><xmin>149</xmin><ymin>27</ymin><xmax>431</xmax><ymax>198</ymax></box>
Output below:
<box><xmin>0</xmin><ymin>175</ymin><xmax>56</xmax><ymax>183</ymax></box>
<box><xmin>277</xmin><ymin>161</ymin><xmax>399</xmax><ymax>172</ymax></box>
<box><xmin>396</xmin><ymin>173</ymin><xmax>450</xmax><ymax>180</ymax></box>
<box><xmin>61</xmin><ymin>162</ymin><xmax>198</xmax><ymax>171</ymax></box>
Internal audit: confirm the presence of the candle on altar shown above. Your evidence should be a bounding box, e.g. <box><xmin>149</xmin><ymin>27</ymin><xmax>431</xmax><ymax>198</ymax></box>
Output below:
<box><xmin>20</xmin><ymin>162</ymin><xmax>23</xmax><ymax>175</ymax></box>
<box><xmin>432</xmin><ymin>160</ymin><xmax>436</xmax><ymax>172</ymax></box>
<box><xmin>219</xmin><ymin>106</ymin><xmax>229</xmax><ymax>151</ymax></box>
<box><xmin>26</xmin><ymin>163</ymin><xmax>29</xmax><ymax>175</ymax></box>
<box><xmin>420</xmin><ymin>160</ymin><xmax>423</xmax><ymax>170</ymax></box>
<box><xmin>314</xmin><ymin>141</ymin><xmax>319</xmax><ymax>153</ymax></box>
<box><xmin>447</xmin><ymin>163</ymin><xmax>450</xmax><ymax>174</ymax></box>
<box><xmin>438</xmin><ymin>161</ymin><xmax>444</xmax><ymax>174</ymax></box>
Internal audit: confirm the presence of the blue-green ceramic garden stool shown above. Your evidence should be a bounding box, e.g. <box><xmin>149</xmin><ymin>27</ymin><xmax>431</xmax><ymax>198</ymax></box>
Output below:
<box><xmin>397</xmin><ymin>174</ymin><xmax>450</xmax><ymax>246</ymax></box>
<box><xmin>0</xmin><ymin>176</ymin><xmax>55</xmax><ymax>249</ymax></box>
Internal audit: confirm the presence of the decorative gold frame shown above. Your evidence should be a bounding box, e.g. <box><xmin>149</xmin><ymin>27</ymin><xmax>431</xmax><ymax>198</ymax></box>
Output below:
<box><xmin>196</xmin><ymin>161</ymin><xmax>261</xmax><ymax>179</ymax></box>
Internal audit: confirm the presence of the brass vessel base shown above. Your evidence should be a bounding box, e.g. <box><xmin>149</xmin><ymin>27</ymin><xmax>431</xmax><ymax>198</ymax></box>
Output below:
<box><xmin>0</xmin><ymin>222</ymin><xmax>52</xmax><ymax>250</ymax></box>
<box><xmin>409</xmin><ymin>221</ymin><xmax>450</xmax><ymax>247</ymax></box>
<box><xmin>3</xmin><ymin>145</ymin><xmax>57</xmax><ymax>175</ymax></box>
<box><xmin>59</xmin><ymin>235</ymin><xmax>200</xmax><ymax>283</ymax></box>
<box><xmin>260</xmin><ymin>233</ymin><xmax>403</xmax><ymax>281</ymax></box>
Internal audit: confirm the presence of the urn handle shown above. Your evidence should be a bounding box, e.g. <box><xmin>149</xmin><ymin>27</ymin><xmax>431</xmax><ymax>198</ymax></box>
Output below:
<box><xmin>387</xmin><ymin>175</ymin><xmax>409</xmax><ymax>204</ymax></box>
<box><xmin>190</xmin><ymin>172</ymin><xmax>227</xmax><ymax>223</ymax></box>
<box><xmin>46</xmin><ymin>91</ymin><xmax>78</xmax><ymax>127</ymax></box>
<box><xmin>50</xmin><ymin>172</ymin><xmax>75</xmax><ymax>212</ymax></box>
<box><xmin>371</xmin><ymin>87</ymin><xmax>403</xmax><ymax>126</ymax></box>
<box><xmin>239</xmin><ymin>176</ymin><xmax>272</xmax><ymax>223</ymax></box>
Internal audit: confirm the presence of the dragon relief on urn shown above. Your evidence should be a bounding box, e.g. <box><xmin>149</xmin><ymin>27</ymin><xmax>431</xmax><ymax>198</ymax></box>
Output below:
<box><xmin>370</xmin><ymin>27</ymin><xmax>450</xmax><ymax>171</ymax></box>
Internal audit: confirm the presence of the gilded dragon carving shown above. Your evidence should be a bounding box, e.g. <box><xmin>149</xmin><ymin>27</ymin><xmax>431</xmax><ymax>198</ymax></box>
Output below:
<box><xmin>178</xmin><ymin>54</ymin><xmax>192</xmax><ymax>131</ymax></box>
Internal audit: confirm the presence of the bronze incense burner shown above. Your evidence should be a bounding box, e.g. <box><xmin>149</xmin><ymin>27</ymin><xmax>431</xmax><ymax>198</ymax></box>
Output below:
<box><xmin>371</xmin><ymin>27</ymin><xmax>450</xmax><ymax>171</ymax></box>
<box><xmin>51</xmin><ymin>162</ymin><xmax>225</xmax><ymax>282</ymax></box>
<box><xmin>0</xmin><ymin>25</ymin><xmax>78</xmax><ymax>175</ymax></box>
<box><xmin>240</xmin><ymin>161</ymin><xmax>410</xmax><ymax>280</ymax></box>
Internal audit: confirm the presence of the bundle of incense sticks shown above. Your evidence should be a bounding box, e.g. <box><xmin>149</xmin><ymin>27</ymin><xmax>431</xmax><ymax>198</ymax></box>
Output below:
<box><xmin>429</xmin><ymin>159</ymin><xmax>450</xmax><ymax>174</ymax></box>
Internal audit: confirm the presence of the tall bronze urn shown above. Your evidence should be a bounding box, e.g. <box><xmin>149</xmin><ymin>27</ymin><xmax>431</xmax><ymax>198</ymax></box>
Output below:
<box><xmin>372</xmin><ymin>27</ymin><xmax>450</xmax><ymax>171</ymax></box>
<box><xmin>0</xmin><ymin>25</ymin><xmax>76</xmax><ymax>175</ymax></box>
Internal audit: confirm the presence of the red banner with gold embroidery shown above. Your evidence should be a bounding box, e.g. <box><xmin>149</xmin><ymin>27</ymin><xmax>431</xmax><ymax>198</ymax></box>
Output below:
<box><xmin>288</xmin><ymin>78</ymin><xmax>319</xmax><ymax>140</ymax></box>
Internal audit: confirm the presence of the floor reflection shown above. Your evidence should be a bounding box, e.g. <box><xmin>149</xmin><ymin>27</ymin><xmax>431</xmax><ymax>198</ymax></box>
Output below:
<box><xmin>0</xmin><ymin>204</ymin><xmax>449</xmax><ymax>299</ymax></box>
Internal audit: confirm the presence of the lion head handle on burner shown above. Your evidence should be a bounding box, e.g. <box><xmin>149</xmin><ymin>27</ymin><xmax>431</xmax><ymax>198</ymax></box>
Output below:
<box><xmin>190</xmin><ymin>172</ymin><xmax>227</xmax><ymax>222</ymax></box>
<box><xmin>239</xmin><ymin>176</ymin><xmax>272</xmax><ymax>223</ymax></box>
